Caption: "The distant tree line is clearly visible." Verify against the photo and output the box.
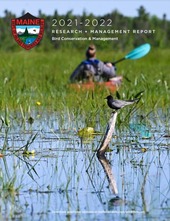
[0,6,170,51]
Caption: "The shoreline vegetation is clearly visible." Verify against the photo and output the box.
[0,48,169,114]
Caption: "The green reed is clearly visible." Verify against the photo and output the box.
[0,48,169,121]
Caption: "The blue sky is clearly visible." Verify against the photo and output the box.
[0,0,170,20]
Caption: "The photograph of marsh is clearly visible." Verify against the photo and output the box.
[0,1,170,221]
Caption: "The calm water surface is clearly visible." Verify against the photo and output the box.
[0,111,169,221]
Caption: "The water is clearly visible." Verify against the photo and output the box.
[25,37,37,44]
[0,111,169,221]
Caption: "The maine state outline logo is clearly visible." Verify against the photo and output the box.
[11,12,45,50]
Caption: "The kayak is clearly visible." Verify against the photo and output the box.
[70,76,123,92]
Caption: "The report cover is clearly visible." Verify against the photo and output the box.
[0,1,169,221]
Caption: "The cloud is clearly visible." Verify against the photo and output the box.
[16,27,40,34]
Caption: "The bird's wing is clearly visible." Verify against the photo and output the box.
[113,99,125,108]
[113,99,135,108]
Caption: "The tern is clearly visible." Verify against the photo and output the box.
[105,95,139,110]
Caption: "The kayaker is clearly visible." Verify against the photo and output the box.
[70,44,118,83]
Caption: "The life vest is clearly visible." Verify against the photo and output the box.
[82,59,102,82]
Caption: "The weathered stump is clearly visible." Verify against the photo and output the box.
[97,111,118,157]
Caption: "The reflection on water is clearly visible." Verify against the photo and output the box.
[0,111,169,221]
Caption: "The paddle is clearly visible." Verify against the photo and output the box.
[112,43,151,65]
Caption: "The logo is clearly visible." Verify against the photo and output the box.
[11,12,44,50]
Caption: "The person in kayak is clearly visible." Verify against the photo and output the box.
[70,44,119,83]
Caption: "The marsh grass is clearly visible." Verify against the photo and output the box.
[0,157,23,196]
[0,48,169,151]
[0,48,169,166]
[0,48,169,113]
